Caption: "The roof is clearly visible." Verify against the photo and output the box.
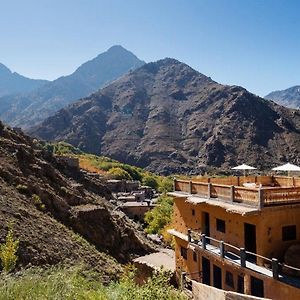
[169,192,260,216]
[121,201,155,207]
[133,248,175,272]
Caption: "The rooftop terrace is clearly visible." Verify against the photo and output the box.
[173,175,300,209]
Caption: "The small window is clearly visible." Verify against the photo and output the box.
[216,218,226,233]
[180,246,187,259]
[225,271,234,288]
[193,251,197,262]
[192,209,195,216]
[282,225,296,241]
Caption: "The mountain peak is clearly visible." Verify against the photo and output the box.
[107,45,128,52]
[0,63,12,75]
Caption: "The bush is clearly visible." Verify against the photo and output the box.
[32,194,45,211]
[16,184,28,194]
[0,224,19,273]
[142,174,158,189]
[121,165,142,181]
[158,177,173,193]
[108,167,132,180]
[0,265,187,300]
[144,195,174,234]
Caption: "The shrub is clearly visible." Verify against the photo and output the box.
[0,265,187,300]
[144,195,174,235]
[32,194,45,211]
[142,174,158,189]
[0,224,19,273]
[108,167,132,180]
[158,176,173,193]
[16,184,28,194]
[121,165,142,181]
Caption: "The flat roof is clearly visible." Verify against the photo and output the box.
[133,248,175,272]
[169,192,260,216]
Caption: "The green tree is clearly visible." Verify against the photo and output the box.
[108,167,132,180]
[142,174,158,189]
[158,176,173,193]
[144,195,173,234]
[0,224,19,273]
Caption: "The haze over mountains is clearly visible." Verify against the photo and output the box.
[31,58,300,174]
[0,63,48,97]
[265,86,300,109]
[0,45,144,128]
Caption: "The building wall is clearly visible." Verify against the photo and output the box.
[175,236,300,300]
[173,197,300,261]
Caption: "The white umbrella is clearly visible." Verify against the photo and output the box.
[232,164,257,177]
[272,163,300,177]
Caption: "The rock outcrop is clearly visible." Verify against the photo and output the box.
[0,122,154,276]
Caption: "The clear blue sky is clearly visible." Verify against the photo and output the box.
[1,0,300,96]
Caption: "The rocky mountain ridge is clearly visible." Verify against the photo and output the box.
[0,45,145,128]
[31,58,300,174]
[0,63,47,97]
[265,86,300,109]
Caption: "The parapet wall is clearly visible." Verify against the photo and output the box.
[192,281,270,300]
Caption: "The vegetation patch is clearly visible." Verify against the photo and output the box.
[0,265,187,300]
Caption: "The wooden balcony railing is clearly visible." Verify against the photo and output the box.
[173,178,300,208]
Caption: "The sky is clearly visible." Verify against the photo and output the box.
[0,0,300,96]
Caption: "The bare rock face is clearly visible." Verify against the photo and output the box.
[70,205,152,262]
[0,122,155,274]
[31,59,300,175]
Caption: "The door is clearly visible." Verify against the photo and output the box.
[250,276,264,297]
[213,265,222,289]
[202,212,210,242]
[237,275,244,294]
[202,257,211,285]
[244,223,257,261]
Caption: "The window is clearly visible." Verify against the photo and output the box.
[225,271,234,288]
[216,218,226,233]
[282,225,296,241]
[193,251,197,262]
[192,209,195,216]
[180,246,187,259]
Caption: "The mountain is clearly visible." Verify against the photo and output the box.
[0,45,145,128]
[0,121,153,274]
[0,63,47,97]
[30,58,300,175]
[265,86,300,109]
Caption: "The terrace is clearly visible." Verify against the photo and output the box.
[172,175,300,209]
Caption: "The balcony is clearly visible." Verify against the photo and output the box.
[172,176,300,208]
[169,228,300,289]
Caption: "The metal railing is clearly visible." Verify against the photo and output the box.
[187,229,300,281]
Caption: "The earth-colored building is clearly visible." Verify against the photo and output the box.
[169,175,300,300]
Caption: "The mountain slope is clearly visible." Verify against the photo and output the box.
[30,58,300,174]
[0,121,154,274]
[0,63,47,97]
[0,46,144,128]
[265,86,300,109]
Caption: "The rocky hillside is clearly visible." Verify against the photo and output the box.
[30,58,300,175]
[0,63,47,97]
[0,46,144,128]
[0,122,154,276]
[265,86,300,109]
